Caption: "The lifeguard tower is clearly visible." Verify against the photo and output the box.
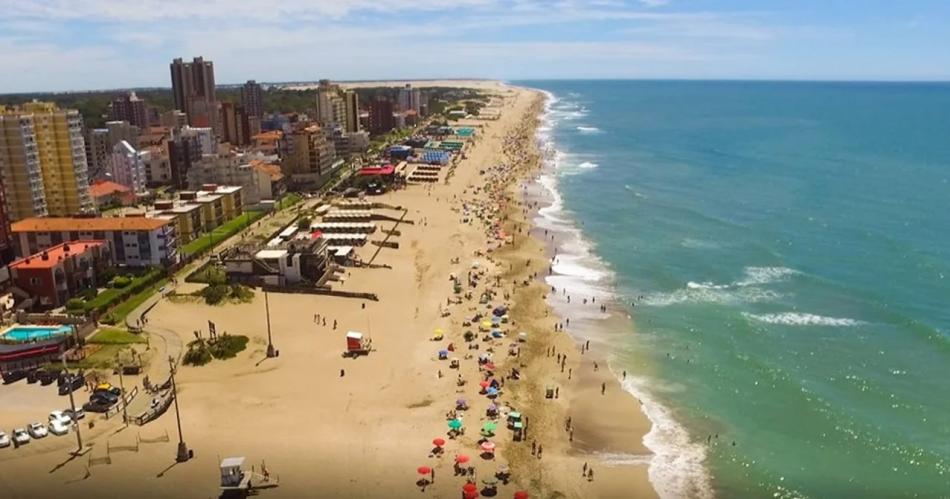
[220,456,279,495]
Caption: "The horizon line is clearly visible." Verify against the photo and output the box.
[3,77,950,96]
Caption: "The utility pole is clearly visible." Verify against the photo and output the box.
[60,355,83,454]
[264,290,277,358]
[115,356,128,425]
[168,356,190,462]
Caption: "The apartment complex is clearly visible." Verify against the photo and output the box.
[8,240,112,309]
[283,124,338,185]
[369,97,395,135]
[11,216,179,267]
[109,140,149,194]
[149,185,243,243]
[344,90,361,133]
[241,80,264,118]
[0,102,95,221]
[110,91,148,128]
[170,56,219,131]
[221,101,261,147]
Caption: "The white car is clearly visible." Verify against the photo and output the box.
[0,431,10,448]
[12,428,30,445]
[27,422,48,439]
[49,410,71,425]
[49,420,70,436]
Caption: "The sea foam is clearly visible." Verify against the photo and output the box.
[743,312,864,327]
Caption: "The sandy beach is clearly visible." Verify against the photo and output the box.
[0,82,657,499]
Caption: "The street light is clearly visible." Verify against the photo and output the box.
[168,356,190,462]
[60,354,83,454]
[115,355,128,425]
[264,290,277,358]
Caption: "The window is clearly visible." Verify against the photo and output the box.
[30,277,42,285]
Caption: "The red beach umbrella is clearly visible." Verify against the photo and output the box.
[464,491,480,499]
[479,380,491,388]
[417,466,432,475]
[514,491,529,499]
[432,438,446,447]
[463,482,478,493]
[480,441,496,452]
[456,454,471,464]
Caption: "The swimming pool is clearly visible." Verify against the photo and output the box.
[1,325,73,342]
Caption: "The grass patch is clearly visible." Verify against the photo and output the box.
[276,193,303,210]
[182,210,264,257]
[83,267,164,316]
[68,344,132,369]
[185,262,227,284]
[183,335,249,366]
[88,327,147,345]
[101,278,169,325]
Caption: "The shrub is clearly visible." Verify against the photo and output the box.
[66,298,86,312]
[110,276,132,288]
[77,288,98,301]
[200,284,231,305]
[183,339,212,366]
[297,217,312,230]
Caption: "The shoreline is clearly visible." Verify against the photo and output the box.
[490,89,659,498]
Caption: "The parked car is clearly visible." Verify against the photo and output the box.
[12,428,30,446]
[63,408,85,421]
[91,392,118,406]
[2,370,28,384]
[36,369,61,386]
[93,383,121,397]
[49,420,70,436]
[0,431,10,448]
[49,411,71,426]
[27,422,48,439]
[58,374,83,396]
[82,401,112,413]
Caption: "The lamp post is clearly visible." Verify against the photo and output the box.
[115,355,128,425]
[264,290,277,358]
[60,355,83,454]
[168,356,190,462]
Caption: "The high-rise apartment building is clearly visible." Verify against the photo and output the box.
[241,80,264,118]
[344,91,360,134]
[85,120,140,179]
[0,187,13,263]
[283,124,337,185]
[109,140,149,194]
[221,102,259,147]
[398,84,423,113]
[110,91,148,128]
[170,56,218,130]
[315,80,347,127]
[368,97,395,135]
[0,102,95,221]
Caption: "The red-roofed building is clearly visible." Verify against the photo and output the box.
[8,241,112,309]
[89,179,136,208]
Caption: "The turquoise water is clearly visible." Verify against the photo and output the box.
[518,80,950,498]
[3,325,72,342]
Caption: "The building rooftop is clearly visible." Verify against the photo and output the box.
[89,180,132,199]
[12,216,172,233]
[9,240,107,270]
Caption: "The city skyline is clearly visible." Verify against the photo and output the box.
[2,0,950,93]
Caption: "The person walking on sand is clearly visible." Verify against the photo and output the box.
[601,382,606,395]
[623,370,627,381]
[430,468,435,483]
[583,462,588,475]
[568,368,573,379]
[588,468,594,481]
[531,440,537,456]
[537,444,543,459]
[594,362,599,371]
[333,319,337,330]
[340,369,345,377]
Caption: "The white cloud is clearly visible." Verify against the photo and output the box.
[639,0,670,7]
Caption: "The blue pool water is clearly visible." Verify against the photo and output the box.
[2,326,73,342]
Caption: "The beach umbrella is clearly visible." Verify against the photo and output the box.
[480,441,496,453]
[439,349,449,356]
[482,477,499,486]
[514,491,529,499]
[464,491,480,499]
[486,387,499,397]
[463,482,478,493]
[417,466,432,475]
[479,380,491,388]
[448,419,463,430]
[457,398,467,405]
[432,438,446,447]
[456,454,471,464]
[481,320,492,328]
[482,421,497,433]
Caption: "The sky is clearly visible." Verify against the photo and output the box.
[1,0,949,93]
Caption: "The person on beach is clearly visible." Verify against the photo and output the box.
[531,440,537,455]
[601,382,606,395]
[623,370,627,381]
[594,362,598,371]
[588,468,594,481]
[583,462,588,475]
[568,368,573,379]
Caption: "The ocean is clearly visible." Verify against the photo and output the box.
[515,80,950,498]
